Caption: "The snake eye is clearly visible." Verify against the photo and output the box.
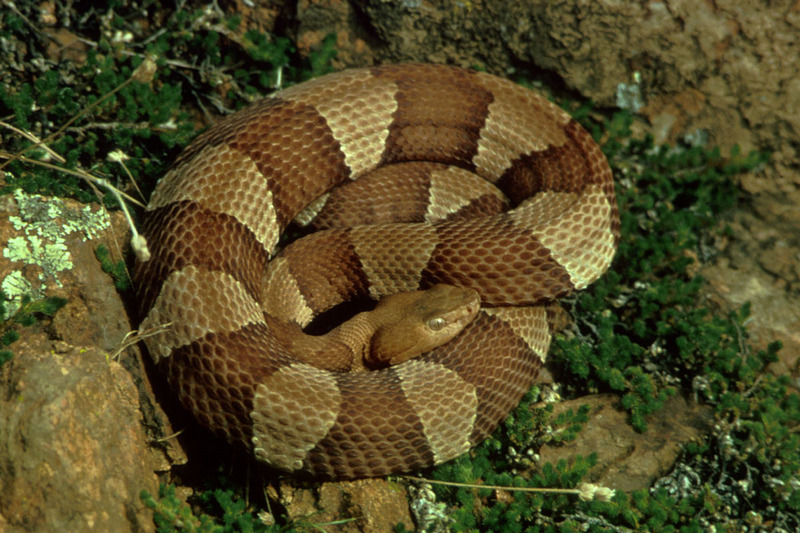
[427,317,447,331]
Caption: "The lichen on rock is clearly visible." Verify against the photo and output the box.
[1,188,110,315]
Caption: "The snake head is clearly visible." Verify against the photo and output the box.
[366,284,481,369]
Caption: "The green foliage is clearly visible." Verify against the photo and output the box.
[431,450,598,532]
[141,485,222,533]
[551,110,770,431]
[547,404,591,444]
[241,29,293,67]
[301,33,339,80]
[688,339,800,523]
[1,48,194,202]
[426,387,595,531]
[592,487,710,531]
[95,244,131,291]
[142,482,357,533]
[194,488,275,533]
[0,3,336,203]
[0,292,67,366]
[235,30,293,95]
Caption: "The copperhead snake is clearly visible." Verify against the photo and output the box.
[134,63,620,479]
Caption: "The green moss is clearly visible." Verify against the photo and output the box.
[0,291,66,367]
[140,484,224,533]
[301,33,339,80]
[142,482,343,533]
[95,244,131,291]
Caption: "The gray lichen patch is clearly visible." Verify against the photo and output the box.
[9,188,111,241]
[1,189,111,317]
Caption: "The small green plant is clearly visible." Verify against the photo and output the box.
[141,483,316,533]
[141,484,222,533]
[0,292,67,366]
[95,244,131,291]
[425,385,597,531]
[300,33,339,80]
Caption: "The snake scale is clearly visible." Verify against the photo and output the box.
[134,63,620,480]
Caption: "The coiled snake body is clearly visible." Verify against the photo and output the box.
[134,64,620,479]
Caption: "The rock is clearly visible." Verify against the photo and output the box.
[273,478,414,532]
[0,334,160,532]
[0,191,170,532]
[702,253,800,389]
[538,393,714,492]
[295,0,375,67]
[0,190,130,351]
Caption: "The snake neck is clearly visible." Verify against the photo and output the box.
[270,284,482,373]
[273,312,379,372]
